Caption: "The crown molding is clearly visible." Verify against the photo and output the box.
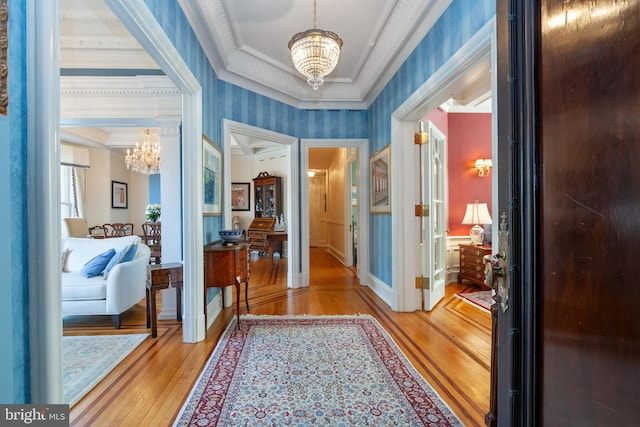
[180,0,445,109]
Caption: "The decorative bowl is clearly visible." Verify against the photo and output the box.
[219,229,243,244]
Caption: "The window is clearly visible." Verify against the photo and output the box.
[60,165,78,218]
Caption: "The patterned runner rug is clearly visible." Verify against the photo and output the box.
[63,334,148,406]
[174,315,462,426]
[455,291,493,312]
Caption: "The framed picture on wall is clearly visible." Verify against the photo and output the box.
[231,182,250,211]
[369,144,391,214]
[203,135,222,216]
[111,181,128,209]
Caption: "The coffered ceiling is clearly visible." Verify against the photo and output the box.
[59,0,491,152]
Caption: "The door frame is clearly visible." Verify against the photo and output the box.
[391,18,497,312]
[29,0,204,403]
[223,119,298,289]
[300,139,369,287]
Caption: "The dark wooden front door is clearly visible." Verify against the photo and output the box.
[497,0,640,425]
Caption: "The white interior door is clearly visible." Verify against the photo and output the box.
[422,120,447,310]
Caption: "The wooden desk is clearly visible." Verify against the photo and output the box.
[266,231,287,259]
[146,262,183,338]
[204,242,250,328]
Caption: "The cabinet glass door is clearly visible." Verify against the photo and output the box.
[255,184,264,217]
[264,183,276,217]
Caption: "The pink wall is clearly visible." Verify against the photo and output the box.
[447,113,492,235]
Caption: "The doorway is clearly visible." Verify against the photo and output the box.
[301,139,369,288]
[222,119,298,289]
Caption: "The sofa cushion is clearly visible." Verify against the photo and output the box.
[81,248,115,278]
[61,248,71,272]
[64,236,141,272]
[103,242,138,278]
[61,272,107,300]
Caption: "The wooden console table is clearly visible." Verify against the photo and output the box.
[266,231,287,259]
[204,241,250,327]
[146,262,183,338]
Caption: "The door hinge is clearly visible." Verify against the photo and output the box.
[414,132,429,145]
[415,204,429,217]
[415,276,429,289]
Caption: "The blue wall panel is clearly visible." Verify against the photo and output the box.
[2,0,29,403]
[367,0,495,285]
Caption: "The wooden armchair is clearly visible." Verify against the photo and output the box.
[104,223,134,238]
[142,222,162,264]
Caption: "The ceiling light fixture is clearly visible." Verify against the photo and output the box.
[125,128,161,175]
[288,0,343,90]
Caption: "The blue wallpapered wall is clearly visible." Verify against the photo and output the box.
[1,0,29,403]
[367,0,495,284]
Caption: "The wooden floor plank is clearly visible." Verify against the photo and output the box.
[65,247,490,426]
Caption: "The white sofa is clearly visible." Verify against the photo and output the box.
[62,236,150,328]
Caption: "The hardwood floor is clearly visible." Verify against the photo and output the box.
[64,248,491,426]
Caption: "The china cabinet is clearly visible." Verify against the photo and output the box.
[253,172,282,218]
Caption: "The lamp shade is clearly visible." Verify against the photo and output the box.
[461,201,492,245]
[461,201,492,225]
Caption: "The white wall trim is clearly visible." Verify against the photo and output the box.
[367,273,397,309]
[223,119,298,288]
[28,0,63,404]
[105,0,204,343]
[391,18,496,312]
[301,139,369,288]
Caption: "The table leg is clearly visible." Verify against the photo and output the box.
[150,288,158,338]
[176,283,182,321]
[145,286,151,328]
[235,279,241,329]
[245,281,250,312]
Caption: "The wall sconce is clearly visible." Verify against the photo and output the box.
[308,170,316,178]
[475,159,492,177]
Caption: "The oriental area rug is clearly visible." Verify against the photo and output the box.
[62,333,148,406]
[455,290,493,313]
[174,315,462,426]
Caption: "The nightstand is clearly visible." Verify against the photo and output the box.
[458,244,492,288]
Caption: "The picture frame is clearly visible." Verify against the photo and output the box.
[0,0,7,115]
[203,135,222,216]
[111,181,128,209]
[231,182,251,211]
[369,144,391,214]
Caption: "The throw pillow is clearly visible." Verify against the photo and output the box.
[61,248,71,272]
[80,248,116,278]
[103,242,139,278]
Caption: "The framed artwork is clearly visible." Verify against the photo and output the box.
[231,182,251,211]
[369,144,391,214]
[111,181,128,209]
[203,135,222,216]
[0,0,7,115]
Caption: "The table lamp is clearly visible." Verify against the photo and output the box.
[461,200,492,245]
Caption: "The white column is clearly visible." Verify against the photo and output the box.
[157,118,183,320]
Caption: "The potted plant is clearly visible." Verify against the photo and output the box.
[145,204,161,223]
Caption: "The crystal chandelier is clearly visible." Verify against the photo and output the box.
[125,128,161,175]
[288,0,343,90]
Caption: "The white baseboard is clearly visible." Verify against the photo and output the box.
[205,291,224,329]
[366,273,397,311]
